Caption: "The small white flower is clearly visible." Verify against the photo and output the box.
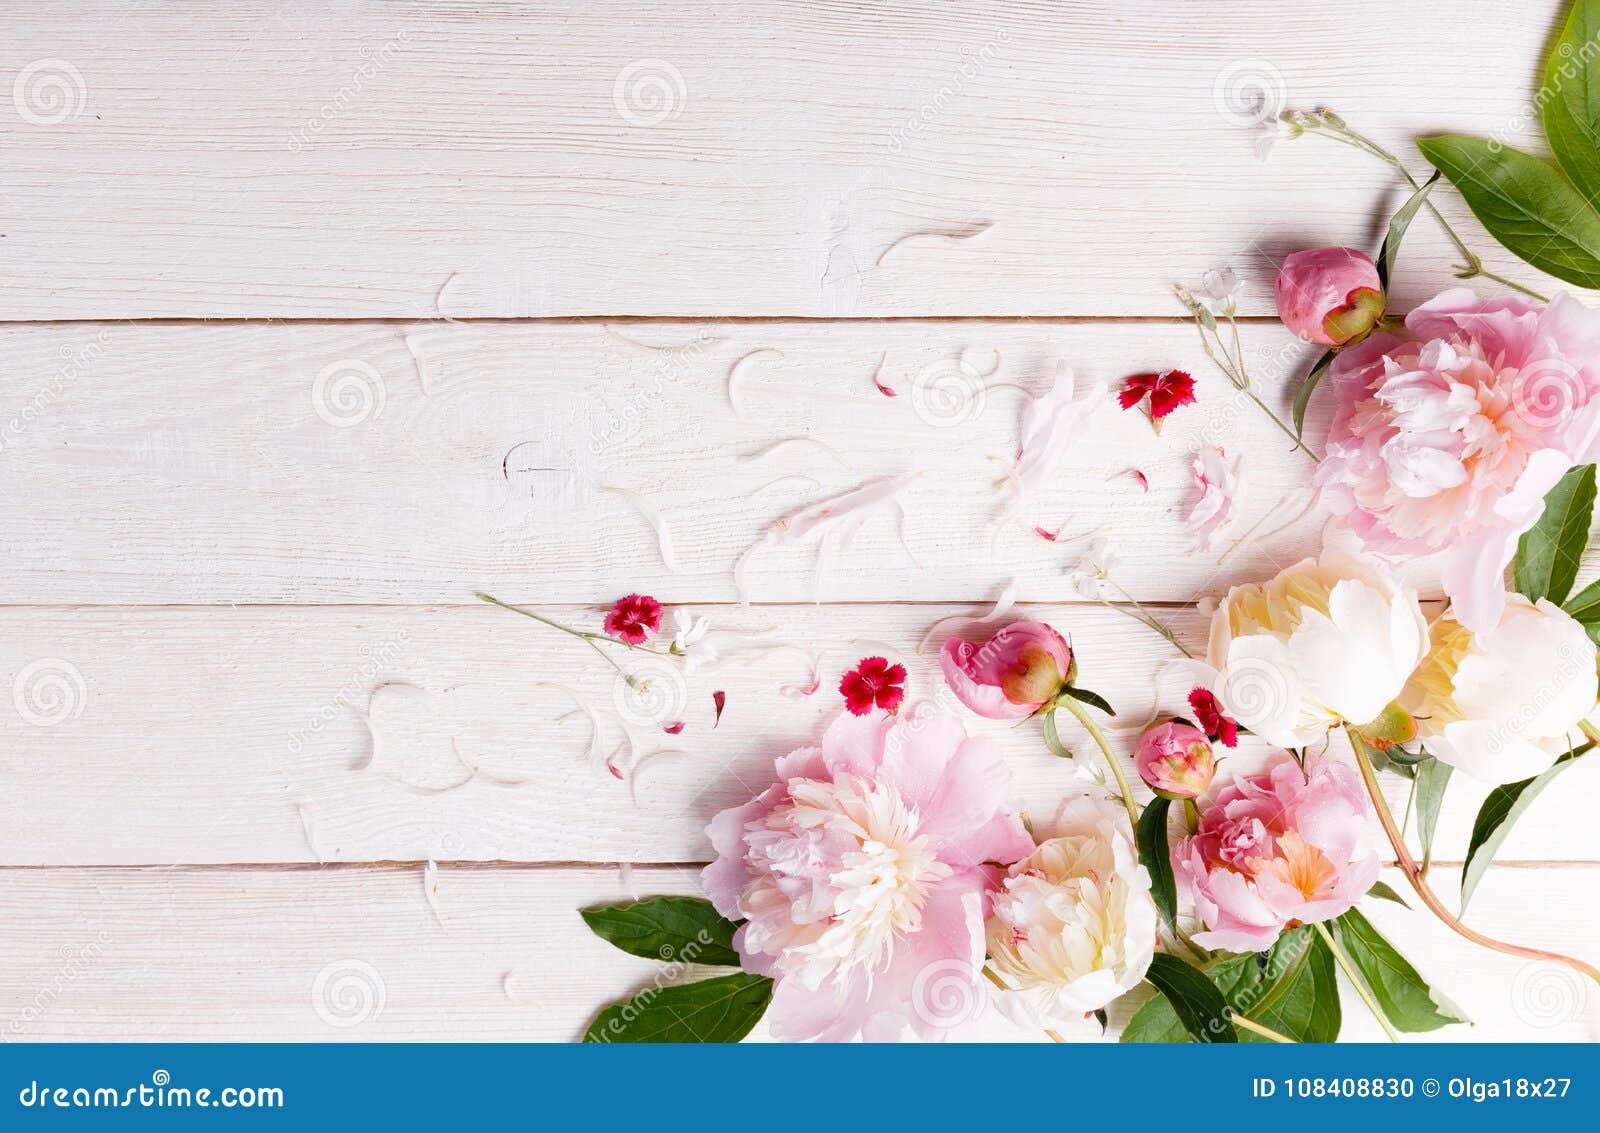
[1200,267,1243,316]
[1066,536,1119,600]
[1251,118,1287,162]
[671,608,718,671]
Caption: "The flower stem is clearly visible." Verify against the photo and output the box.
[1299,118,1548,302]
[1314,921,1400,1043]
[1229,1012,1297,1044]
[1055,693,1140,829]
[1104,583,1194,658]
[1348,727,1600,986]
[477,592,634,681]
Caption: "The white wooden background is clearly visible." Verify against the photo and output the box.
[2,0,1597,1042]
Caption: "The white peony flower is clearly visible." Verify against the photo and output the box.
[1207,554,1428,749]
[985,795,1156,1031]
[1401,596,1599,785]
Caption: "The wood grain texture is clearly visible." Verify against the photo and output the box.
[1,863,1595,1042]
[4,603,1596,866]
[0,317,1502,605]
[0,1,1580,318]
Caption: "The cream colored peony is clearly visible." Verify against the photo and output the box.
[1402,596,1599,785]
[1207,554,1428,749]
[984,796,1156,1031]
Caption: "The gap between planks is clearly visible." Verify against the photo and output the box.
[0,314,1278,328]
[0,860,1585,873]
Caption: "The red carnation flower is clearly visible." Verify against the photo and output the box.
[603,593,662,645]
[839,656,907,717]
[1188,687,1239,748]
[1118,369,1196,423]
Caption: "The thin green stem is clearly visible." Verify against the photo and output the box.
[1192,311,1320,463]
[1300,119,1548,302]
[1348,727,1600,986]
[478,592,634,680]
[1102,583,1193,658]
[1314,921,1400,1043]
[1230,1013,1297,1044]
[1055,694,1139,829]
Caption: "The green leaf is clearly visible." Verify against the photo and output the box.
[1561,576,1600,643]
[1366,881,1410,908]
[1514,464,1596,605]
[1059,684,1115,716]
[1292,348,1337,441]
[583,973,772,1043]
[1461,745,1591,911]
[1333,910,1467,1032]
[1122,930,1339,1044]
[580,896,742,967]
[1416,135,1600,288]
[1377,170,1441,289]
[1042,707,1073,759]
[1140,953,1237,1043]
[1136,797,1177,932]
[1414,757,1453,872]
[1544,0,1600,206]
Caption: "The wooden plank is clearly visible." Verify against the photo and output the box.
[0,317,1440,604]
[1,862,1594,1041]
[0,1,1577,318]
[3,602,1595,866]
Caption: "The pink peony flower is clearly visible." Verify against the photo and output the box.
[1317,289,1600,630]
[1135,721,1216,799]
[939,620,1073,720]
[1274,247,1385,347]
[603,593,662,644]
[702,706,1035,1042]
[1175,757,1380,952]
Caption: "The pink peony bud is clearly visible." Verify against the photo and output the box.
[1273,247,1384,347]
[938,620,1073,720]
[1134,721,1216,799]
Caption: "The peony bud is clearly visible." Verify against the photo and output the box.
[939,621,1073,720]
[1134,721,1216,799]
[1274,247,1384,347]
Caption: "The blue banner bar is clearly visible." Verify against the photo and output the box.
[1,1043,1595,1129]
